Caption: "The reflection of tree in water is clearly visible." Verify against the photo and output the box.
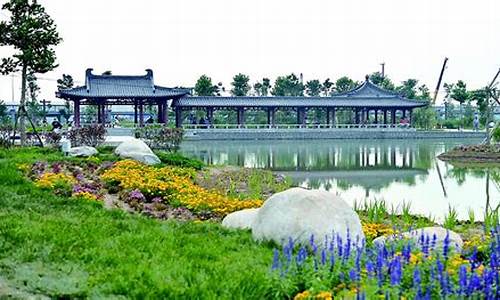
[445,166,500,186]
[181,139,483,191]
[336,180,352,191]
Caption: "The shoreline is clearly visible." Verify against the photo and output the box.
[183,128,487,140]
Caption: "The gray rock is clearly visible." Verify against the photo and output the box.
[114,138,160,165]
[252,187,364,248]
[373,226,463,253]
[68,146,98,157]
[222,208,259,230]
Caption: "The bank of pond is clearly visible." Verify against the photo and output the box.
[0,147,498,299]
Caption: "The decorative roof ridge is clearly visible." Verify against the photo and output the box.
[331,75,404,98]
[86,68,154,80]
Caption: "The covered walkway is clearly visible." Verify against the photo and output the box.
[172,76,427,128]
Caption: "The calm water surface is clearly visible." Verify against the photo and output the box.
[181,139,499,221]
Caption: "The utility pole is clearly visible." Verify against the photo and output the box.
[380,62,385,78]
[432,57,448,105]
[11,74,15,104]
[40,99,51,123]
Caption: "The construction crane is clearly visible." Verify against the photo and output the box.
[433,57,449,197]
[432,57,449,105]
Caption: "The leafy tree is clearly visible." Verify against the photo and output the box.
[26,73,43,122]
[397,79,419,99]
[416,84,431,100]
[321,79,334,96]
[0,100,9,124]
[471,88,491,125]
[57,73,74,121]
[305,80,322,96]
[445,80,471,129]
[412,107,437,130]
[335,76,357,93]
[253,78,271,96]
[0,0,62,145]
[271,74,304,96]
[230,73,251,96]
[57,74,74,91]
[447,81,470,105]
[194,75,219,96]
[369,72,395,90]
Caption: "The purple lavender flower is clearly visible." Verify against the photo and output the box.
[271,249,280,270]
[296,246,307,265]
[390,256,402,285]
[365,261,374,276]
[321,248,326,265]
[349,268,357,282]
[152,197,163,203]
[413,267,421,287]
[458,265,468,296]
[129,189,146,202]
[443,231,450,260]
[51,162,62,173]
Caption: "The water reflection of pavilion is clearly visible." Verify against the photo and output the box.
[181,139,433,191]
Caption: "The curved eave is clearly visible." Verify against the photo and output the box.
[56,86,190,100]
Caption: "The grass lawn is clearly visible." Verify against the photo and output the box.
[0,148,274,299]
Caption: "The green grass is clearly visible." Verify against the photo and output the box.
[0,148,274,299]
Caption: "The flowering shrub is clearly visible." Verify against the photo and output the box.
[68,124,106,147]
[101,160,262,217]
[35,172,76,196]
[362,223,396,241]
[30,160,106,201]
[72,191,99,201]
[271,228,499,299]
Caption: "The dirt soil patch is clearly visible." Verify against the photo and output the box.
[438,144,500,163]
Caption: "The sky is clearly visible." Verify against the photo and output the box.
[0,0,499,104]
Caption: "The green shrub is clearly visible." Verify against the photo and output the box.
[0,124,12,148]
[68,124,106,147]
[156,151,204,170]
[492,125,500,143]
[135,125,183,151]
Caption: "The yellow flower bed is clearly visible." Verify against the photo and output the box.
[101,160,262,216]
[72,191,100,201]
[362,222,395,240]
[35,172,76,189]
[294,291,332,300]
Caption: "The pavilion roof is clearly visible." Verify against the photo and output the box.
[56,69,190,100]
[173,76,427,108]
[173,96,426,108]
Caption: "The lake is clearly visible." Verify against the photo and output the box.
[180,139,499,221]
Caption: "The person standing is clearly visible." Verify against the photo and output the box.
[473,113,479,131]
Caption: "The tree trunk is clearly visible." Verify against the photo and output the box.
[485,97,491,144]
[20,63,27,146]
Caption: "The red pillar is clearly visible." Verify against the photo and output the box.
[139,100,144,127]
[74,99,80,127]
[134,100,138,125]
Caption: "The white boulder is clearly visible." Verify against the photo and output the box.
[114,138,160,165]
[68,146,98,157]
[373,226,463,253]
[222,208,259,230]
[252,187,364,247]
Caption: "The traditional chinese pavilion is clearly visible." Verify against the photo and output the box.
[56,69,190,127]
[57,70,427,128]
